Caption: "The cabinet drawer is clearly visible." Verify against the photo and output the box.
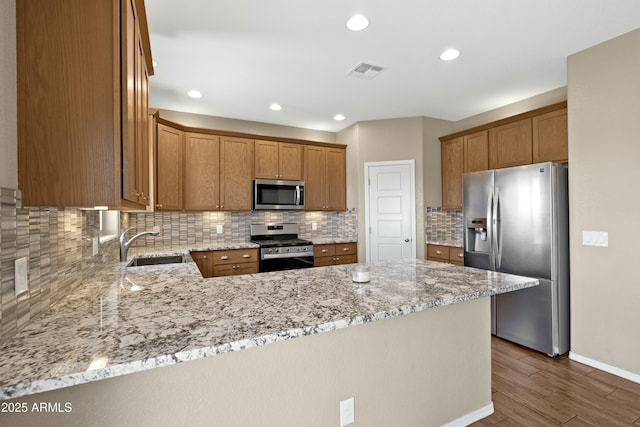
[314,256,336,267]
[335,242,357,255]
[334,255,357,265]
[212,248,259,265]
[213,263,258,277]
[427,245,450,262]
[450,248,464,265]
[314,244,336,257]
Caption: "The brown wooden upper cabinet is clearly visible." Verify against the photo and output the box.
[304,146,347,211]
[156,128,254,212]
[220,137,254,211]
[16,0,153,208]
[156,124,184,211]
[184,133,220,211]
[254,140,303,180]
[532,108,568,163]
[441,138,464,210]
[463,130,489,173]
[489,118,533,169]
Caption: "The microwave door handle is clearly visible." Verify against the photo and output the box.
[295,185,301,205]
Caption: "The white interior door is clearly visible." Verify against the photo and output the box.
[366,161,416,263]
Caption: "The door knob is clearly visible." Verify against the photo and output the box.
[404,238,410,242]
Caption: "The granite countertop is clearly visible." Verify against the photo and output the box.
[309,237,357,245]
[0,257,537,400]
[426,240,464,248]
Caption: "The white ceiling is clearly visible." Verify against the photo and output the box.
[146,0,640,133]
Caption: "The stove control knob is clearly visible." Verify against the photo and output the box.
[284,248,290,252]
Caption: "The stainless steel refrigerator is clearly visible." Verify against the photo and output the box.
[463,162,569,356]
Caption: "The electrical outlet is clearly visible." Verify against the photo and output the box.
[311,222,318,231]
[340,397,354,426]
[216,224,224,234]
[15,257,28,296]
[582,230,608,247]
[92,237,100,256]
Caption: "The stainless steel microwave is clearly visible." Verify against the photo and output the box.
[253,179,305,210]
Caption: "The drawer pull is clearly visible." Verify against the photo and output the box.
[343,248,349,251]
[458,253,463,258]
[436,250,442,255]
[220,256,229,260]
[321,249,328,253]
[242,254,251,258]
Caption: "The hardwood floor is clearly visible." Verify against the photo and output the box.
[471,337,640,426]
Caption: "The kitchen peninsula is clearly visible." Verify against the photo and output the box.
[0,255,537,427]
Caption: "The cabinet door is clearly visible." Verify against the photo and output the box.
[279,142,304,180]
[489,118,533,169]
[220,137,254,211]
[185,133,220,211]
[441,138,463,210]
[190,251,213,278]
[326,148,347,210]
[122,0,138,204]
[254,140,279,179]
[156,124,184,211]
[464,130,489,173]
[532,108,568,163]
[304,146,327,210]
[427,244,450,263]
[135,23,150,206]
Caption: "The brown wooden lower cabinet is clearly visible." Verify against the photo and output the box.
[190,248,258,278]
[314,242,357,266]
[426,244,464,266]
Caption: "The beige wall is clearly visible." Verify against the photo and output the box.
[337,117,453,261]
[0,0,17,189]
[2,299,491,427]
[451,86,567,133]
[159,109,336,144]
[567,28,640,375]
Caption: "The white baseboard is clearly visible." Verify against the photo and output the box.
[569,351,640,384]
[442,402,494,427]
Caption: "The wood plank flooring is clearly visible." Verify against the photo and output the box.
[471,337,640,426]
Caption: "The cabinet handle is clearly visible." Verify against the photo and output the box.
[436,250,442,255]
[220,205,224,209]
[321,249,328,253]
[220,256,229,260]
[342,247,349,251]
[242,254,251,258]
[458,253,463,258]
[203,256,207,259]
[156,204,163,208]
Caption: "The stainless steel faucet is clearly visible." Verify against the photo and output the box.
[120,227,160,262]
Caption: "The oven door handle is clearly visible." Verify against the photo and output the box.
[262,252,313,260]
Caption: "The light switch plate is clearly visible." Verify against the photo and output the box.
[311,222,318,231]
[340,397,354,426]
[216,224,223,234]
[582,230,608,247]
[15,257,28,296]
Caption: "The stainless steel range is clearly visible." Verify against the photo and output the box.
[250,223,314,272]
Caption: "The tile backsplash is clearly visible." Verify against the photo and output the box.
[0,187,116,344]
[122,209,358,250]
[425,207,463,245]
[0,187,357,344]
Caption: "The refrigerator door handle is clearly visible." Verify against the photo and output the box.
[495,188,503,270]
[487,188,495,270]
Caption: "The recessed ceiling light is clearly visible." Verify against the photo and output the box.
[187,90,203,98]
[269,103,282,111]
[440,48,461,61]
[334,114,346,121]
[346,15,369,31]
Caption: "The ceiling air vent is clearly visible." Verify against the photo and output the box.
[348,62,384,79]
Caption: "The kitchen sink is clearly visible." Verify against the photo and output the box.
[127,255,185,267]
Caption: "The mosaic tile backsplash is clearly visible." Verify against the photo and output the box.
[0,186,357,344]
[425,207,463,246]
[0,188,117,344]
[122,209,358,250]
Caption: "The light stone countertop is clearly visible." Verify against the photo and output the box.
[426,240,464,248]
[0,256,537,400]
